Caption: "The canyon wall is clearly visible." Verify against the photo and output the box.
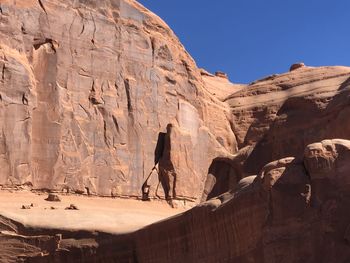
[2,139,350,262]
[1,1,350,262]
[225,65,350,177]
[0,0,236,201]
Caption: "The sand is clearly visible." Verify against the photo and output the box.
[0,191,187,234]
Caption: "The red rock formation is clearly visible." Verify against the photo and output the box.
[1,0,350,262]
[2,139,349,262]
[226,66,350,177]
[0,0,235,201]
[133,140,350,262]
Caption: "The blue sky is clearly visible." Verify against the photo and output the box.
[138,0,350,83]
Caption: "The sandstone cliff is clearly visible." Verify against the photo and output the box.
[0,0,235,201]
[226,66,350,177]
[2,139,350,262]
[1,0,350,262]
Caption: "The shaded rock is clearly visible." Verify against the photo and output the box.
[126,140,350,263]
[290,62,305,71]
[65,204,79,210]
[215,71,228,79]
[45,194,61,202]
[158,120,232,201]
[21,205,31,210]
[201,157,239,202]
[226,66,350,177]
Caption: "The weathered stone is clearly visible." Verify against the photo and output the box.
[289,62,305,71]
[45,193,61,202]
[0,0,235,202]
[214,71,228,79]
[1,0,350,262]
[226,66,350,177]
[65,204,78,210]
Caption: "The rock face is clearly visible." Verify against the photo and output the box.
[3,139,350,263]
[2,0,350,262]
[0,0,235,201]
[225,66,350,177]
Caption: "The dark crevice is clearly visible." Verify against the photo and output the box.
[21,24,27,34]
[154,132,166,166]
[79,103,91,118]
[114,82,119,91]
[22,94,28,105]
[19,117,31,122]
[1,64,5,80]
[89,96,102,105]
[158,124,176,201]
[89,80,102,105]
[79,23,85,36]
[103,120,110,148]
[90,12,97,47]
[37,0,47,14]
[150,37,156,65]
[124,79,132,113]
[339,76,350,90]
[112,115,120,133]
[33,38,56,53]
[165,76,176,85]
[201,158,239,201]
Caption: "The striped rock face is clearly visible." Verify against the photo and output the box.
[0,0,236,201]
[2,1,350,263]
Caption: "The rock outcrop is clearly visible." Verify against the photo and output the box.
[2,0,350,262]
[3,139,350,263]
[225,66,350,177]
[0,0,236,201]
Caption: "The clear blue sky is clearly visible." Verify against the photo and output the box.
[138,0,350,84]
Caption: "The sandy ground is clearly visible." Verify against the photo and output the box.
[0,191,188,234]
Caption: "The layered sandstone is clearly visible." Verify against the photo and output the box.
[2,139,350,262]
[0,0,235,201]
[2,0,350,262]
[225,66,350,177]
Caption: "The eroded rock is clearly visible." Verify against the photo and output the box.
[289,62,305,71]
[226,66,350,177]
[0,0,235,202]
[45,193,61,202]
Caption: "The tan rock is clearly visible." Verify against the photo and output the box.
[214,71,228,79]
[0,0,235,202]
[226,66,350,176]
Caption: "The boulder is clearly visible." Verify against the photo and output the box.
[45,193,61,202]
[289,62,305,71]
